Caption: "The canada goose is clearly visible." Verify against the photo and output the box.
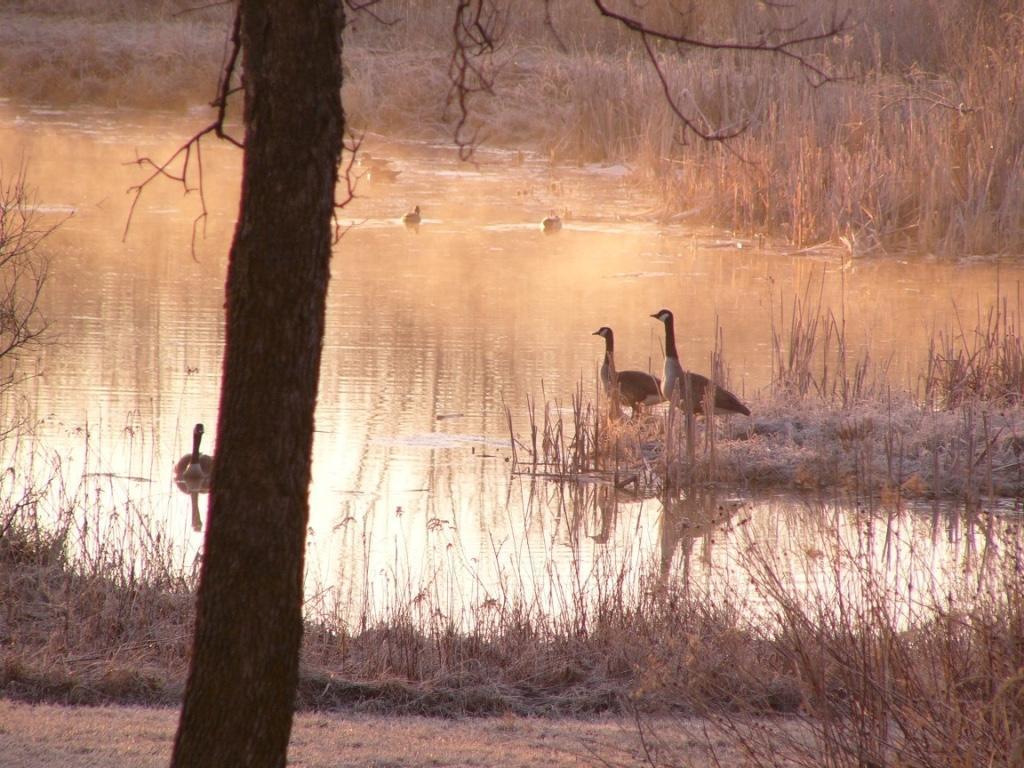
[593,326,663,417]
[402,205,421,226]
[650,309,750,416]
[542,213,562,233]
[173,423,213,532]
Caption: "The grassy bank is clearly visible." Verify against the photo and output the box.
[2,477,1021,765]
[2,0,1021,256]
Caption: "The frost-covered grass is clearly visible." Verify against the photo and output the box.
[512,284,1024,501]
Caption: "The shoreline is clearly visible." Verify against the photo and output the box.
[2,2,1022,256]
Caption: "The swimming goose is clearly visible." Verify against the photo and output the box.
[650,309,750,416]
[402,205,421,226]
[593,326,663,417]
[542,213,562,233]
[173,423,213,532]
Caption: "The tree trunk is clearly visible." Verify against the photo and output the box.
[171,2,344,766]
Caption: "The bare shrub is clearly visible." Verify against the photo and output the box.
[688,511,1024,767]
[1,169,53,406]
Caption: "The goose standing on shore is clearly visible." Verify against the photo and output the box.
[173,423,214,532]
[650,309,750,416]
[593,326,663,418]
[542,213,562,233]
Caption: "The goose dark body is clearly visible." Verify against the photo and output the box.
[650,309,750,417]
[174,423,213,531]
[593,326,662,417]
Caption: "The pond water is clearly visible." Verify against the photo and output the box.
[1,102,1020,624]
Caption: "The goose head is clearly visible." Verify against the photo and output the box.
[650,308,674,324]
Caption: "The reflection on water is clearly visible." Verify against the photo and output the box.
[1,103,1022,624]
[325,479,1020,629]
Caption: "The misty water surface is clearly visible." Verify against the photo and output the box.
[1,102,1019,621]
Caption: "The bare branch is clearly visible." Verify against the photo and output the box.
[123,6,243,258]
[211,8,245,148]
[591,0,849,86]
[542,0,569,55]
[640,32,745,142]
[0,168,60,392]
[445,0,505,161]
[582,0,848,142]
[122,122,219,255]
[332,132,365,243]
[172,1,234,18]
[345,0,396,26]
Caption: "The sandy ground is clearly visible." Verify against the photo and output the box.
[0,700,751,767]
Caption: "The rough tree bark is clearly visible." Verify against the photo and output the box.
[170,2,344,767]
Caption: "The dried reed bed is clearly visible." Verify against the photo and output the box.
[3,0,1021,255]
[0,2,227,110]
[0,448,762,714]
[655,512,1024,767]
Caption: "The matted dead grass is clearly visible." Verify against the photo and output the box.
[0,699,781,768]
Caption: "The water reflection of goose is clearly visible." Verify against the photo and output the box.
[650,308,750,417]
[402,205,421,227]
[173,423,213,532]
[592,326,662,418]
[660,489,741,584]
[541,213,562,233]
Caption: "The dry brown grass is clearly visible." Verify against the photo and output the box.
[2,420,1021,767]
[3,699,759,768]
[664,517,1024,767]
[2,0,1021,255]
[0,1,227,109]
[3,477,1020,766]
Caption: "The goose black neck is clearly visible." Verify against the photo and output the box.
[192,431,203,462]
[663,316,679,359]
[603,331,614,354]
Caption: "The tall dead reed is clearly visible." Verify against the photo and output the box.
[923,282,1024,409]
[681,507,1024,767]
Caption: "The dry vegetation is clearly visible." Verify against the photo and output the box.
[2,3,1024,764]
[0,700,763,768]
[2,448,1021,765]
[3,290,1022,764]
[512,275,1024,502]
[1,0,1022,255]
